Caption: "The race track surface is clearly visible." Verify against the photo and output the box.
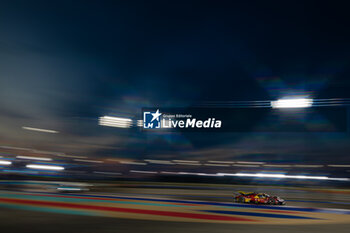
[0,183,349,233]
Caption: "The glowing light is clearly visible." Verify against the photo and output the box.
[137,120,143,127]
[271,98,313,108]
[22,127,59,133]
[57,187,83,191]
[217,172,349,181]
[158,171,348,181]
[26,164,64,171]
[99,116,132,128]
[0,160,12,165]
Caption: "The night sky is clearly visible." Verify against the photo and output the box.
[1,1,350,163]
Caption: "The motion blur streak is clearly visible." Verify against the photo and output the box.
[145,160,174,165]
[0,160,12,165]
[271,98,313,108]
[232,164,260,167]
[130,170,157,174]
[294,165,324,168]
[1,1,350,233]
[208,161,236,164]
[16,156,52,161]
[119,161,147,165]
[137,120,143,127]
[73,159,104,164]
[173,160,200,163]
[22,127,59,134]
[236,161,266,165]
[218,173,350,181]
[204,164,230,167]
[98,116,132,128]
[26,164,65,171]
[263,165,292,167]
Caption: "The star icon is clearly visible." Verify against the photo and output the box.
[151,109,162,122]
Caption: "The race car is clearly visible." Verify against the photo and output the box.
[234,191,286,205]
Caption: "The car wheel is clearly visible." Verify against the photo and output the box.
[238,197,245,203]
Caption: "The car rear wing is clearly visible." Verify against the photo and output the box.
[238,191,255,195]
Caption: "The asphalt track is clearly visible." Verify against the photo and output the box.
[0,184,349,233]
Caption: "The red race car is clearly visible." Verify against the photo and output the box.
[234,191,286,205]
